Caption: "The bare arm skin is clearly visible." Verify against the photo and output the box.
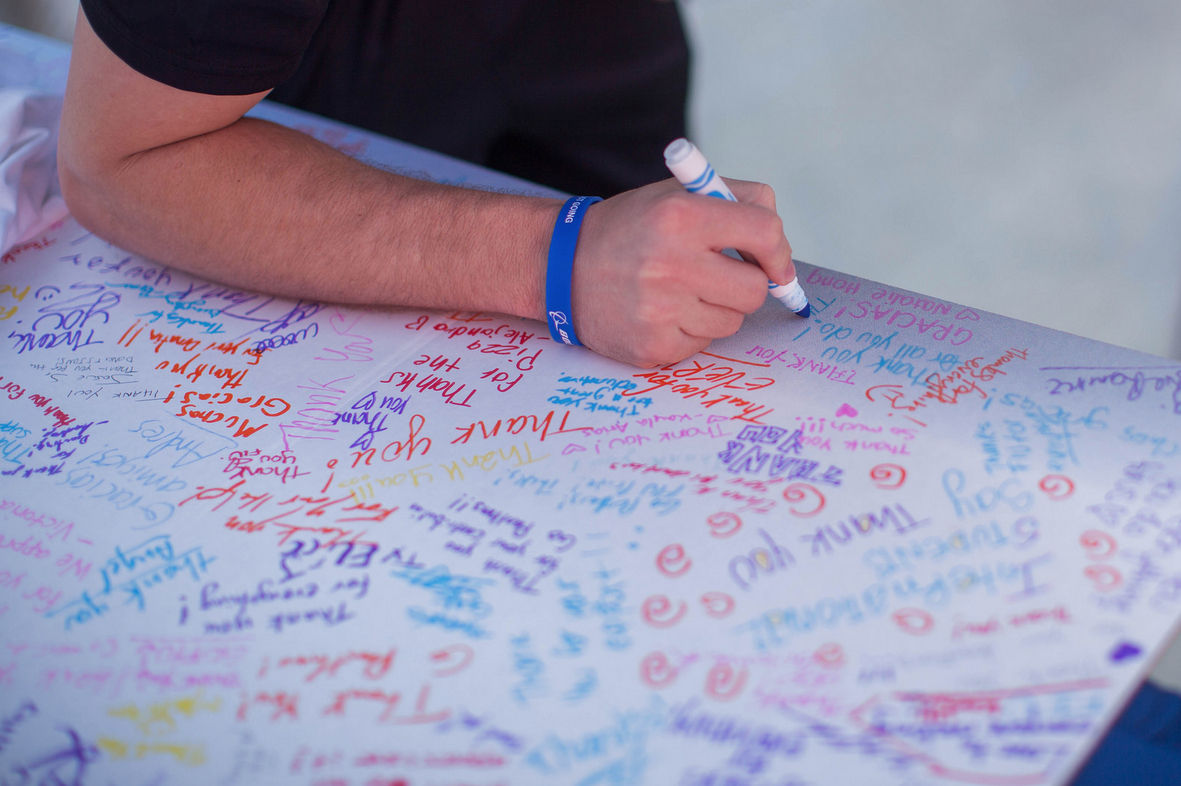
[58,8,796,368]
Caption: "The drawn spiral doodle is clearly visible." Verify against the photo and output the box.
[641,595,688,628]
[656,544,693,577]
[431,644,474,677]
[706,512,743,539]
[782,483,825,517]
[892,608,935,635]
[700,592,735,618]
[1038,474,1075,500]
[1080,530,1118,560]
[704,661,748,701]
[639,652,679,688]
[1084,564,1123,592]
[870,464,907,490]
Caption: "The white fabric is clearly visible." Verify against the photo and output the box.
[0,85,68,258]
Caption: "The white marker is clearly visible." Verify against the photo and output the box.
[663,138,810,318]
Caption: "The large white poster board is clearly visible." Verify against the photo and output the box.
[2,100,1181,786]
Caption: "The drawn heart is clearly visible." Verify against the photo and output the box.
[561,443,586,455]
[835,404,858,418]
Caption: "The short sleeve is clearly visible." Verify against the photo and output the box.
[79,0,330,96]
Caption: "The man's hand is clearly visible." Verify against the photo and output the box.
[571,178,795,367]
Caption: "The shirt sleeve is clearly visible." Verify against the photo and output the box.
[79,0,330,96]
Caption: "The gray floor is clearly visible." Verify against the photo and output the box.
[7,0,1181,685]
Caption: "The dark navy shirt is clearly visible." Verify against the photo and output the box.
[80,0,328,95]
[79,0,690,195]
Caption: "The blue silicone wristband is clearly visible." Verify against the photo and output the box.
[546,196,602,346]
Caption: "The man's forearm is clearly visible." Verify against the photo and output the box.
[61,6,796,368]
[61,115,559,319]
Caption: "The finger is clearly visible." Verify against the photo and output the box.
[736,246,797,289]
[678,332,713,358]
[634,332,712,369]
[724,178,777,214]
[680,301,747,340]
[680,250,769,314]
[780,252,798,288]
[683,196,793,285]
[712,182,797,285]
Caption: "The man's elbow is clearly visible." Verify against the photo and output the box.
[56,140,112,237]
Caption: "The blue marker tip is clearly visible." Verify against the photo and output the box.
[797,304,811,318]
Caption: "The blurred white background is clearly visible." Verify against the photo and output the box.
[680,0,1181,359]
